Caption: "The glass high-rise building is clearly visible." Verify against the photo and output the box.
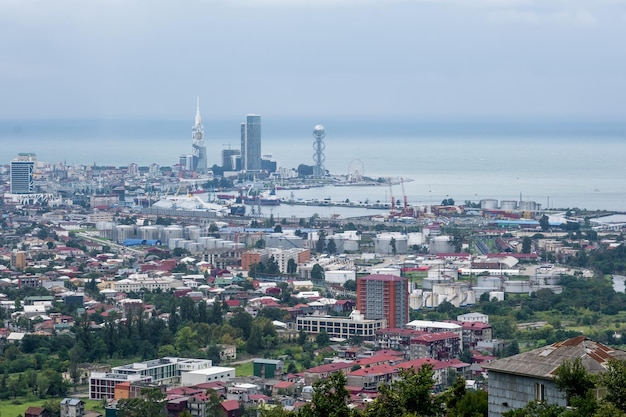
[10,153,36,194]
[241,114,262,171]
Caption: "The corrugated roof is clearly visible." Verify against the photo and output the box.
[486,337,626,379]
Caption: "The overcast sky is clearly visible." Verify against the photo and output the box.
[1,0,625,121]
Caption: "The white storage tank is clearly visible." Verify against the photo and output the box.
[500,200,518,211]
[162,225,184,241]
[422,276,452,290]
[96,221,115,231]
[168,238,185,249]
[198,236,216,249]
[185,225,201,241]
[429,236,454,254]
[374,233,408,254]
[114,225,135,242]
[480,199,498,209]
[477,276,502,289]
[518,201,538,211]
[139,226,161,240]
[489,291,505,301]
[185,242,204,253]
[503,280,531,293]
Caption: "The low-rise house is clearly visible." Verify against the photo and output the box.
[485,336,626,417]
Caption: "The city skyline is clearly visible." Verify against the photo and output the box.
[1,1,625,121]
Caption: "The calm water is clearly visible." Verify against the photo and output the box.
[1,119,625,212]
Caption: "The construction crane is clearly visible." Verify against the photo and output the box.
[399,177,415,217]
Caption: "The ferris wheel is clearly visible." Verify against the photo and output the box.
[348,159,365,183]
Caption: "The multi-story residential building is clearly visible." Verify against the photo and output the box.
[346,358,448,391]
[296,310,387,341]
[11,250,26,269]
[375,328,427,352]
[241,247,310,274]
[357,274,408,329]
[405,320,463,338]
[409,331,461,361]
[460,321,493,350]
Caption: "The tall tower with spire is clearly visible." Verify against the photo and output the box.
[191,97,208,175]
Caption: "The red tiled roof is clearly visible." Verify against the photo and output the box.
[305,362,353,374]
[221,399,240,411]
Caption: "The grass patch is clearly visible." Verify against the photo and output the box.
[0,397,104,417]
[236,362,254,377]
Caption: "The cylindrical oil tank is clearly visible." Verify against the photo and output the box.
[197,236,215,249]
[477,276,502,289]
[503,280,531,293]
[422,277,452,290]
[96,221,115,231]
[168,238,185,249]
[480,199,498,210]
[429,236,454,254]
[162,225,184,241]
[500,200,518,211]
[138,226,161,240]
[114,225,135,242]
[185,242,204,253]
[489,291,505,301]
[518,201,537,211]
[184,225,201,241]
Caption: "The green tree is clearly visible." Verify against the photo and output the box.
[600,359,626,412]
[316,230,326,253]
[316,330,330,347]
[311,264,324,281]
[502,401,566,417]
[539,215,550,231]
[390,237,397,256]
[118,387,167,417]
[42,399,61,417]
[299,372,351,417]
[365,364,444,417]
[327,238,337,255]
[554,358,596,406]
[246,324,263,354]
[344,280,356,292]
[522,237,532,254]
[287,258,298,275]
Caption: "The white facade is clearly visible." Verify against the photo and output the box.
[113,275,181,293]
[180,366,236,385]
[457,312,489,324]
[325,270,356,285]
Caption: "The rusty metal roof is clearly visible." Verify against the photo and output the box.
[485,337,626,379]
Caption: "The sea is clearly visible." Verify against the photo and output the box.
[1,118,625,216]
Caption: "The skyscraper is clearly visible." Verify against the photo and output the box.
[10,153,36,194]
[357,274,409,329]
[240,114,262,171]
[191,97,208,175]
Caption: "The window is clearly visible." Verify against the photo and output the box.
[535,383,545,401]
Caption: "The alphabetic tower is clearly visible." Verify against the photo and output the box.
[312,125,326,178]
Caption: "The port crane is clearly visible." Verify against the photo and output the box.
[399,177,415,217]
